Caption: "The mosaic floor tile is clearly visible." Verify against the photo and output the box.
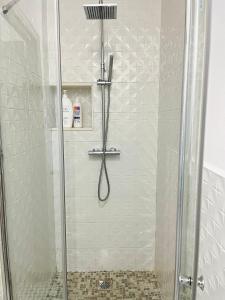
[47,274,63,299]
[47,271,161,300]
[67,271,161,300]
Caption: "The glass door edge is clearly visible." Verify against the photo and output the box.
[55,0,68,299]
[174,0,193,298]
[191,1,212,299]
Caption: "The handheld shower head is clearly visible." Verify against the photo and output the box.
[108,55,114,83]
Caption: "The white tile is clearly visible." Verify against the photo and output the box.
[58,0,162,274]
[198,168,225,300]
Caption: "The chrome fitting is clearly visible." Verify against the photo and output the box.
[179,275,193,288]
[97,79,112,86]
[2,6,8,14]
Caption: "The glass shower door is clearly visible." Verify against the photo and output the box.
[0,0,66,299]
[177,1,211,300]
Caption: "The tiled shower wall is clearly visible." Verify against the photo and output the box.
[155,0,185,299]
[197,167,225,300]
[58,0,161,272]
[0,1,57,298]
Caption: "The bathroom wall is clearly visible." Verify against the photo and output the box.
[197,1,225,299]
[204,1,225,176]
[197,168,225,299]
[0,0,59,298]
[155,0,185,299]
[59,0,161,272]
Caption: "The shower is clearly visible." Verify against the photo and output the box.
[84,1,118,201]
[0,0,212,298]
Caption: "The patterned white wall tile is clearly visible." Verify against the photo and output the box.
[57,0,161,272]
[197,167,225,300]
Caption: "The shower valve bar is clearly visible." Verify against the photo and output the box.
[97,79,112,86]
[88,148,120,156]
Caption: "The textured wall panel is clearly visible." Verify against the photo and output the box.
[197,167,225,300]
[57,0,161,272]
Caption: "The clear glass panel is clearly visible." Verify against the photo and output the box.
[59,0,182,299]
[156,0,186,299]
[179,1,211,299]
[0,0,66,299]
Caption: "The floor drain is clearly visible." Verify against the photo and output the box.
[99,280,111,290]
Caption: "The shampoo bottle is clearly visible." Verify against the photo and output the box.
[62,90,73,128]
[73,102,82,128]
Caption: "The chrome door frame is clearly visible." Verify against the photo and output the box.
[174,0,212,299]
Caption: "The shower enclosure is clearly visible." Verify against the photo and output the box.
[0,0,211,299]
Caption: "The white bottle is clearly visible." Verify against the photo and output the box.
[62,90,73,128]
[73,102,82,128]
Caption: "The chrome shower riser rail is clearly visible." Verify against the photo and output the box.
[83,2,116,201]
[2,0,20,14]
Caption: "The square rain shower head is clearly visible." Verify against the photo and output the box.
[83,3,117,20]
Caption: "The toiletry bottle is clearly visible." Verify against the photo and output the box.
[62,90,73,128]
[73,102,82,128]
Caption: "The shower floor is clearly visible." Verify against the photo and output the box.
[48,271,161,300]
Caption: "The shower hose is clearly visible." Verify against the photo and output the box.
[98,84,111,201]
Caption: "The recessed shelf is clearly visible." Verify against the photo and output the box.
[50,82,93,130]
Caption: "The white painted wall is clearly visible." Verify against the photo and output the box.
[204,0,225,176]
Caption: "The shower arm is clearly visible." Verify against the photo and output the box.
[108,54,114,83]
